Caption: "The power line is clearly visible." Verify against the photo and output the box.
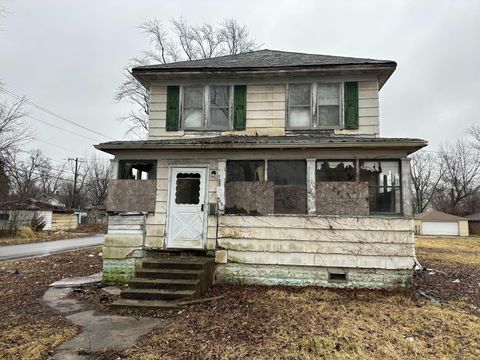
[24,113,102,142]
[0,85,117,141]
[32,137,85,156]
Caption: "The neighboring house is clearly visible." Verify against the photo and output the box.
[466,212,480,235]
[0,199,78,231]
[414,210,469,237]
[95,49,427,299]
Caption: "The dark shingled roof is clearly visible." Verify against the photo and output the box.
[466,212,480,221]
[132,49,396,72]
[0,199,74,213]
[415,210,467,221]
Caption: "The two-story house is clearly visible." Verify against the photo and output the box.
[96,50,427,306]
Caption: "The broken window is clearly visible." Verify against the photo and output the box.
[183,86,204,129]
[316,160,356,182]
[268,160,307,214]
[209,86,230,129]
[118,160,156,180]
[225,160,273,215]
[226,160,265,182]
[360,160,401,213]
[175,173,201,205]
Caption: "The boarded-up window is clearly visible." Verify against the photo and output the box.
[360,160,401,213]
[316,160,356,182]
[225,160,273,215]
[119,160,156,180]
[268,160,307,214]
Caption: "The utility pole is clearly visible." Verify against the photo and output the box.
[68,158,80,209]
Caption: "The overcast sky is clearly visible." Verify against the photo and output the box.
[1,0,479,162]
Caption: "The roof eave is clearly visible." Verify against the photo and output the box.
[95,139,427,156]
[132,63,396,89]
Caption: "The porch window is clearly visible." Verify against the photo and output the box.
[118,160,156,180]
[226,160,265,182]
[268,160,307,214]
[360,160,401,213]
[183,86,204,129]
[316,160,356,182]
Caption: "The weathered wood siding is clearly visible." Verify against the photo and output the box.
[148,81,379,138]
[0,210,53,230]
[50,213,76,230]
[215,215,414,288]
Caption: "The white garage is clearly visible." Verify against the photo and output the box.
[414,210,469,237]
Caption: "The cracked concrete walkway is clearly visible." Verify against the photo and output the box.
[43,281,163,359]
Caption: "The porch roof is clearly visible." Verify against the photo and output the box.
[95,135,427,155]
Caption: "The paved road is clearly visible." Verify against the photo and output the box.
[0,235,104,261]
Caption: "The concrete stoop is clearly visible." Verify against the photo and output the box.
[111,256,215,308]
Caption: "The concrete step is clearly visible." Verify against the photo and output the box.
[141,257,214,270]
[135,268,202,280]
[128,278,199,291]
[110,298,181,309]
[121,288,196,301]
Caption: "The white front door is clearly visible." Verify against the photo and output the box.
[166,167,208,249]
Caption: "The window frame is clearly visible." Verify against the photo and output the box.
[118,160,157,180]
[286,81,344,130]
[359,159,403,215]
[181,85,233,131]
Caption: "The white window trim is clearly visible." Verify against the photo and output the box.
[286,82,345,130]
[181,85,233,131]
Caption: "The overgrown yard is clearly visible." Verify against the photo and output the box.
[1,237,479,359]
[0,247,103,359]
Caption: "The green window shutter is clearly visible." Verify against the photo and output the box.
[344,82,359,130]
[166,86,180,131]
[233,85,247,131]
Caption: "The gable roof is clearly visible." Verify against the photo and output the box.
[466,212,480,221]
[133,49,396,71]
[132,49,397,89]
[415,210,467,221]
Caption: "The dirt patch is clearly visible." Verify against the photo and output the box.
[0,247,103,359]
[414,236,480,313]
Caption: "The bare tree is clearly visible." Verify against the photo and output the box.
[0,94,31,161]
[410,151,444,214]
[116,17,258,138]
[469,123,480,150]
[433,139,480,215]
[84,156,110,206]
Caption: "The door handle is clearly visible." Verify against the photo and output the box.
[201,204,204,212]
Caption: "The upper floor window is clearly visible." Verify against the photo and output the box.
[182,85,231,130]
[287,83,342,129]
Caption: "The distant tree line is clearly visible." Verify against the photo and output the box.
[411,124,480,216]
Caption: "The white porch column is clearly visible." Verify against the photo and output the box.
[109,159,119,180]
[217,159,226,214]
[401,158,413,217]
[306,158,316,215]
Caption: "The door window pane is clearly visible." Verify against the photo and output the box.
[317,83,340,127]
[268,160,307,214]
[317,160,356,182]
[175,173,201,205]
[289,84,311,128]
[183,86,203,129]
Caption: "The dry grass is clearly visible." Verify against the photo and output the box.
[416,236,480,265]
[0,230,97,246]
